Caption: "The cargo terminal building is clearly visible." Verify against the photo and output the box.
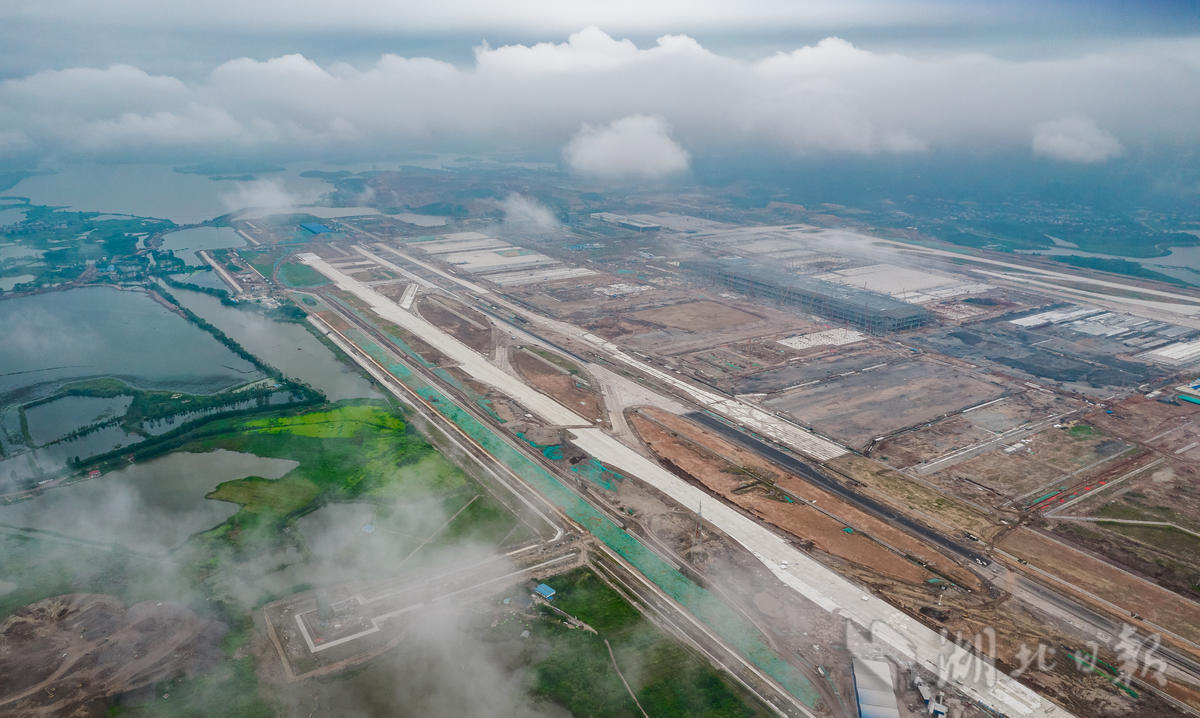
[684,259,932,333]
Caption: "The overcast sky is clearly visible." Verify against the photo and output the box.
[1,1,1197,176]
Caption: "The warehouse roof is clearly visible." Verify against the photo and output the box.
[685,258,930,321]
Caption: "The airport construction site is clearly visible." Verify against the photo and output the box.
[211,208,1200,718]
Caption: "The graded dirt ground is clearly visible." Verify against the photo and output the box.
[415,295,494,354]
[873,390,1077,469]
[871,415,996,468]
[825,454,999,537]
[1083,393,1200,457]
[629,407,982,590]
[510,348,604,424]
[997,528,1200,646]
[1072,459,1200,534]
[628,299,764,331]
[930,424,1132,502]
[626,410,1191,715]
[763,358,1008,449]
[1049,518,1200,600]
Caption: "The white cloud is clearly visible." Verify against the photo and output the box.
[1031,116,1124,163]
[220,179,322,216]
[495,193,559,232]
[0,29,1195,165]
[0,1,1000,35]
[563,115,690,178]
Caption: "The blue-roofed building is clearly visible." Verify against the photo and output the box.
[533,583,556,601]
[300,222,333,235]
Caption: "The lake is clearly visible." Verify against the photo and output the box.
[24,394,133,445]
[1016,244,1200,285]
[161,226,245,265]
[171,287,378,401]
[0,286,263,400]
[0,274,35,291]
[170,269,229,291]
[0,450,297,552]
[0,207,27,225]
[8,164,333,224]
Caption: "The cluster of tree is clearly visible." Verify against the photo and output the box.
[73,392,323,475]
[155,285,324,404]
[50,417,121,445]
[1049,255,1184,285]
[158,272,232,301]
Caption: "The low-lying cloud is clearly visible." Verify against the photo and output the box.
[219,178,322,217]
[0,28,1196,166]
[563,115,690,178]
[495,193,560,232]
[1031,116,1125,164]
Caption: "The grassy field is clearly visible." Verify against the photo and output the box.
[4,400,767,717]
[239,247,287,278]
[2,400,532,716]
[36,376,293,436]
[179,402,530,561]
[277,261,328,288]
[530,568,770,718]
[1068,422,1098,439]
[526,345,583,375]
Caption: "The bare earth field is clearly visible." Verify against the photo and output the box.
[929,425,1132,503]
[628,410,1190,715]
[872,415,996,468]
[1049,517,1200,602]
[1084,394,1200,455]
[628,299,764,331]
[997,528,1200,646]
[827,455,999,537]
[416,295,494,354]
[584,296,816,356]
[1072,459,1200,534]
[0,594,225,716]
[629,407,982,590]
[510,348,605,424]
[763,359,1008,449]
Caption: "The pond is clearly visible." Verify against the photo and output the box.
[23,394,134,445]
[160,226,245,265]
[0,449,297,553]
[171,287,378,401]
[0,274,35,291]
[0,286,263,399]
[169,269,230,291]
[1016,244,1200,285]
[0,245,44,261]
